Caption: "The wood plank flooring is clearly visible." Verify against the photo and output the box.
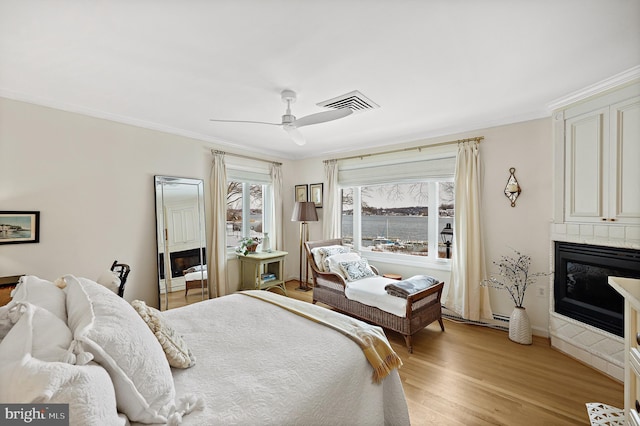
[166,281,624,425]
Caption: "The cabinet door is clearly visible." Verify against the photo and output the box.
[565,107,609,222]
[610,96,640,224]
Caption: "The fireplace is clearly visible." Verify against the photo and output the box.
[554,241,640,337]
[159,247,206,279]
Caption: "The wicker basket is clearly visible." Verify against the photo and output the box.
[509,306,532,345]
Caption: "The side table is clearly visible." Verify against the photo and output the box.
[238,250,288,295]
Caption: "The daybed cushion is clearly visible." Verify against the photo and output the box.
[184,270,207,282]
[345,276,408,317]
[64,275,176,424]
[132,300,196,369]
[11,275,67,321]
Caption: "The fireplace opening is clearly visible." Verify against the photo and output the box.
[554,241,640,337]
[159,247,206,279]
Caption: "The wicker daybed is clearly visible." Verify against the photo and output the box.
[305,239,445,353]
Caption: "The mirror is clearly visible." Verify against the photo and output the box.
[155,176,208,310]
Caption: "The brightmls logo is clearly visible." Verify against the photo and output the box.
[1,404,68,425]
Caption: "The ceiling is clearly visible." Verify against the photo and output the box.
[1,1,638,160]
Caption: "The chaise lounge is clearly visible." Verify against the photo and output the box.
[305,238,445,352]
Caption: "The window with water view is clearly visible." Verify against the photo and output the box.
[226,182,265,249]
[341,182,454,260]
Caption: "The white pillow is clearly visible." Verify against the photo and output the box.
[339,258,376,282]
[11,275,67,322]
[0,356,127,426]
[311,245,350,272]
[0,302,72,363]
[64,275,176,424]
[326,252,363,279]
[131,300,196,369]
[96,270,121,294]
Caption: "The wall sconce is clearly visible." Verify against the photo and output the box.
[440,223,453,259]
[504,167,521,207]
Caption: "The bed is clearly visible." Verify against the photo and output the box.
[305,239,445,353]
[0,275,410,426]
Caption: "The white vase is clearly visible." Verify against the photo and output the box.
[509,306,532,345]
[261,232,271,253]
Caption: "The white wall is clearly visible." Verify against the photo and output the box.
[284,118,553,335]
[0,97,288,306]
[1,97,552,334]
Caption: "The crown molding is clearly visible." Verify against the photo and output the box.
[547,65,640,111]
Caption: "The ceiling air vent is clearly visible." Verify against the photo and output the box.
[316,90,379,113]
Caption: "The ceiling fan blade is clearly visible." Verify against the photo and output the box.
[209,119,280,126]
[283,125,306,146]
[293,108,353,128]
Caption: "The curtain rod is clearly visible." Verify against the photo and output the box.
[324,136,484,163]
[211,149,282,166]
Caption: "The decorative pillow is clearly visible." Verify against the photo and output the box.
[0,305,13,342]
[131,300,196,369]
[0,356,127,426]
[96,270,121,294]
[10,275,67,322]
[0,302,73,363]
[64,275,176,424]
[326,253,363,279]
[312,245,350,272]
[339,258,376,282]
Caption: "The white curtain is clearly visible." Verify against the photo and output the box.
[444,141,493,321]
[209,152,228,297]
[269,163,284,250]
[323,159,341,239]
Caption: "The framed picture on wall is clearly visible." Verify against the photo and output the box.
[295,184,308,203]
[0,211,40,245]
[310,183,323,208]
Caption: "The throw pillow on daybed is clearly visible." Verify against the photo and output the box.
[64,275,176,424]
[339,258,376,282]
[132,300,196,369]
[311,245,351,272]
[11,275,67,322]
[325,252,364,279]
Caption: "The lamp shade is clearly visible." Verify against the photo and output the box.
[291,201,318,222]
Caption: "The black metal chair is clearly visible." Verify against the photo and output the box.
[110,260,130,298]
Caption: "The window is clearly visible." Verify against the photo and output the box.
[226,181,270,249]
[341,181,454,262]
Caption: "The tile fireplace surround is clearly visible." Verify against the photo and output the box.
[550,222,640,382]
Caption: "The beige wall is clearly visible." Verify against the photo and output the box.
[0,97,552,334]
[285,118,553,335]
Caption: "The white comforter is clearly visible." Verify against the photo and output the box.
[160,293,410,426]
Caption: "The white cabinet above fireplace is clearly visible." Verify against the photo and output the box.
[561,84,640,225]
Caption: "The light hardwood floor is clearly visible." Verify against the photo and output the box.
[168,281,624,425]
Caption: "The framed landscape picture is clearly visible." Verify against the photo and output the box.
[295,184,308,202]
[0,211,40,245]
[310,183,323,208]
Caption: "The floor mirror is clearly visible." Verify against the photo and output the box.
[154,176,208,310]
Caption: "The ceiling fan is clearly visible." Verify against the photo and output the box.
[209,90,353,146]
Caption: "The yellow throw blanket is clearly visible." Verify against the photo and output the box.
[240,290,402,383]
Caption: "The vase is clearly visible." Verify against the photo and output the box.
[262,232,271,253]
[509,306,532,345]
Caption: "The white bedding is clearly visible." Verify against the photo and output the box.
[345,276,408,317]
[183,270,207,282]
[158,293,410,426]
